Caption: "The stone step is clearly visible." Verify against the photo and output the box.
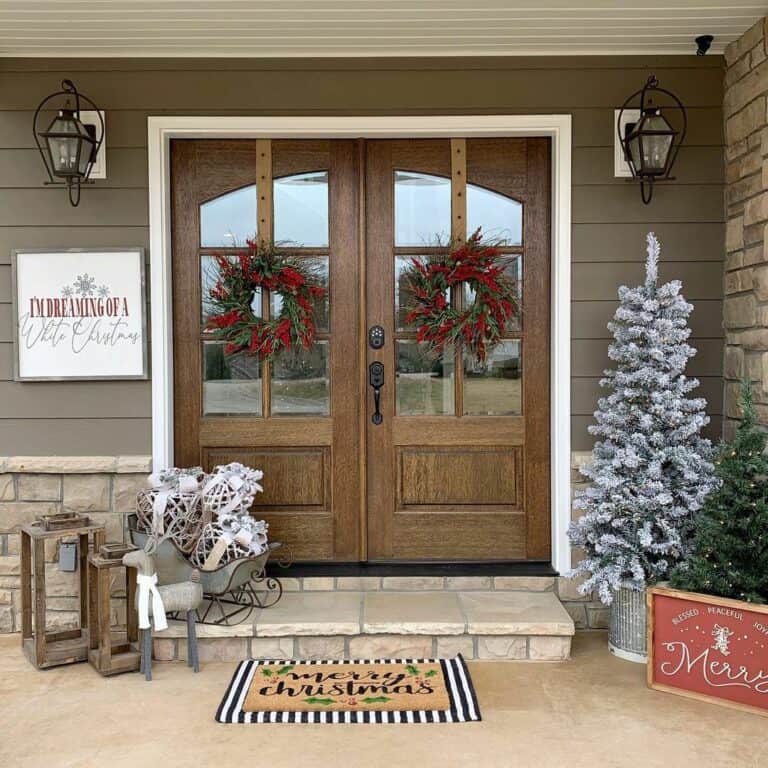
[153,590,575,663]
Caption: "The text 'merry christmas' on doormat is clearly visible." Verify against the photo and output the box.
[216,656,481,724]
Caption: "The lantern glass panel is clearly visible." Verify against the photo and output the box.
[44,113,81,177]
[627,130,642,171]
[640,113,674,173]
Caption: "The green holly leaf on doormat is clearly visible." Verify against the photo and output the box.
[303,697,335,705]
[361,696,392,704]
[277,665,295,675]
[405,664,420,676]
[261,668,273,677]
[424,670,438,678]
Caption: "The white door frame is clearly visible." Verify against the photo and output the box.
[147,114,572,573]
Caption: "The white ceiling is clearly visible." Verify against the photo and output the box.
[0,0,766,57]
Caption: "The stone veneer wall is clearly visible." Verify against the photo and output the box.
[724,18,768,434]
[0,456,150,634]
[0,454,607,635]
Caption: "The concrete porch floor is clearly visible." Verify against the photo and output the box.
[1,632,764,768]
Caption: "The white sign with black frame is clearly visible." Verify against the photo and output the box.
[12,248,148,380]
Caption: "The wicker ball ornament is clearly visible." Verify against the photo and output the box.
[191,516,269,570]
[135,488,207,555]
[202,462,264,518]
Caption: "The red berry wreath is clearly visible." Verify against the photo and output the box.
[206,239,326,359]
[403,229,518,362]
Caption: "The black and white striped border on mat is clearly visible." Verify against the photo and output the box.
[215,655,481,724]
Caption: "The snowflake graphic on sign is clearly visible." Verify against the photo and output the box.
[73,273,97,297]
[97,284,110,298]
[711,624,734,656]
[61,285,74,298]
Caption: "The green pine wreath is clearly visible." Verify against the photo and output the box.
[206,239,326,359]
[403,229,518,362]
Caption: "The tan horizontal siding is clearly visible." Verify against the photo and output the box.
[572,338,725,379]
[0,148,148,189]
[572,223,724,262]
[0,227,150,264]
[0,189,148,227]
[572,262,724,301]
[0,56,724,455]
[572,300,724,340]
[0,66,724,111]
[573,184,724,223]
[574,146,724,186]
[0,381,150,417]
[0,418,151,455]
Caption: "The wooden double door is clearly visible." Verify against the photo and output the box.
[171,137,550,563]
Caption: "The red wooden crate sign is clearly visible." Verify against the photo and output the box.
[648,586,768,717]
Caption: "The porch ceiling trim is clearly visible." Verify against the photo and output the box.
[0,0,759,56]
[147,114,572,573]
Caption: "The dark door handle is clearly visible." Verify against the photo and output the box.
[369,361,384,425]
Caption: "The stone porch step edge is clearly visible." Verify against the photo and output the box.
[152,633,573,663]
[156,618,575,638]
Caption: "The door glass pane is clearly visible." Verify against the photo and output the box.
[467,184,522,246]
[200,185,257,247]
[201,254,262,327]
[396,341,455,415]
[271,341,330,416]
[274,172,329,247]
[271,257,329,332]
[394,171,451,246]
[463,341,522,416]
[202,342,262,415]
[464,255,522,333]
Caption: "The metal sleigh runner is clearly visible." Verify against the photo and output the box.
[128,462,288,626]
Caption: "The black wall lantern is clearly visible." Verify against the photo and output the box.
[32,79,104,207]
[617,75,686,204]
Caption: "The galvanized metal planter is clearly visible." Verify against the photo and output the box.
[609,585,647,663]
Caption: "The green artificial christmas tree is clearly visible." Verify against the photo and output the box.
[671,381,768,603]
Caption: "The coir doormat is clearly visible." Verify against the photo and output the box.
[216,656,481,724]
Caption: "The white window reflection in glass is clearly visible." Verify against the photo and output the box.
[274,172,329,247]
[396,340,455,416]
[467,185,522,246]
[202,342,262,416]
[200,185,257,248]
[463,341,522,416]
[394,171,451,246]
[272,342,330,416]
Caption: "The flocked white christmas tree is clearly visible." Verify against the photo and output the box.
[568,233,716,604]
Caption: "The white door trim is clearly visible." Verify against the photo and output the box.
[147,114,572,573]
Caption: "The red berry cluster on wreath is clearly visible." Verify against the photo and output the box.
[404,228,518,362]
[205,239,326,359]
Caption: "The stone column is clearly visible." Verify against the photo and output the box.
[725,18,768,434]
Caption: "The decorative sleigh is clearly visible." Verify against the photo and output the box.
[127,514,285,626]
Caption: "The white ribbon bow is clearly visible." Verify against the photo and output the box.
[136,572,168,632]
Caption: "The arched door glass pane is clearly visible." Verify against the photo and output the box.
[200,184,257,247]
[394,171,451,246]
[467,185,522,245]
[274,171,329,246]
